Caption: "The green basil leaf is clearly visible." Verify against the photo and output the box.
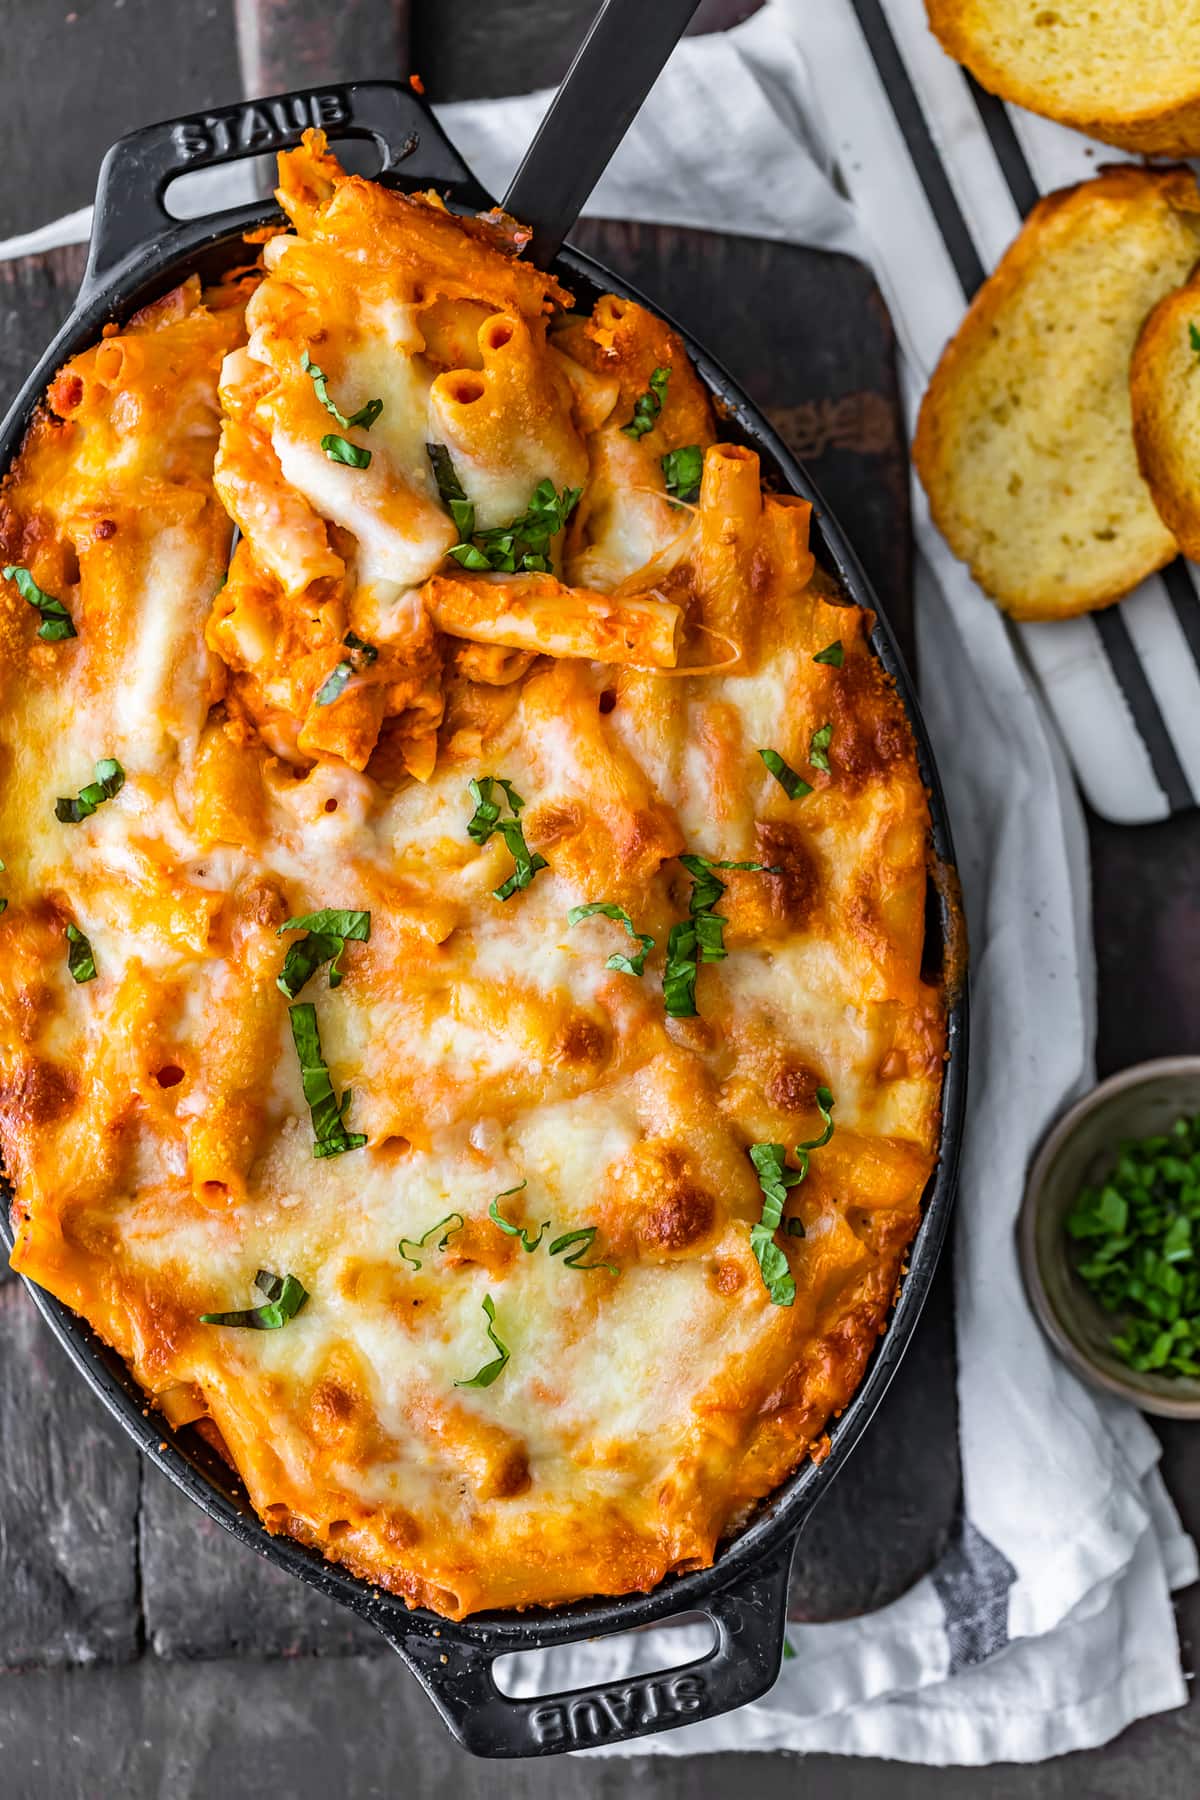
[314,632,379,707]
[277,909,371,998]
[346,398,383,430]
[200,1268,309,1330]
[492,824,549,902]
[448,542,493,572]
[758,747,812,800]
[663,918,699,1018]
[547,1226,618,1274]
[489,1183,551,1252]
[621,365,671,439]
[55,757,125,824]
[749,1091,836,1305]
[314,663,353,706]
[464,776,547,900]
[661,444,703,506]
[567,901,654,976]
[288,1001,367,1159]
[797,1086,837,1156]
[65,922,96,984]
[303,350,382,436]
[455,1293,510,1388]
[344,630,379,665]
[1191,322,1200,359]
[662,854,782,1019]
[426,443,477,540]
[466,775,525,844]
[446,478,581,576]
[4,564,77,642]
[398,1213,465,1271]
[808,723,833,774]
[321,433,372,470]
[813,640,844,668]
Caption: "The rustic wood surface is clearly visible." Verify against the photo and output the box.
[0,0,1197,1793]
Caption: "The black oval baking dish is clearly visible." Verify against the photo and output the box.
[0,81,968,1759]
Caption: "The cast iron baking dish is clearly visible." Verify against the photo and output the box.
[0,81,967,1758]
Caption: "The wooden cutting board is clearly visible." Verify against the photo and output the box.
[0,0,959,1670]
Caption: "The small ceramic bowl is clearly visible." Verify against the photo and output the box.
[1019,1056,1200,1420]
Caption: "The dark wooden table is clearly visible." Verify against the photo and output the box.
[0,2,1197,1793]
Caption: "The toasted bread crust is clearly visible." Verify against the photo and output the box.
[1131,277,1200,562]
[927,1,1200,156]
[914,167,1200,620]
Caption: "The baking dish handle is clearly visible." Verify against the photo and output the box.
[375,1539,794,1759]
[81,81,494,300]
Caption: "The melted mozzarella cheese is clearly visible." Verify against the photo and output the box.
[2,145,945,1623]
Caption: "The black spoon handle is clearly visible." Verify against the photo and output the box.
[502,0,702,265]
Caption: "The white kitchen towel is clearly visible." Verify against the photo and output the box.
[0,0,1194,1766]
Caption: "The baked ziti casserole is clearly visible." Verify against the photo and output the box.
[0,133,945,1619]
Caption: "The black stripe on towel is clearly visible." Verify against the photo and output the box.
[962,75,1040,221]
[847,0,986,297]
[1160,557,1200,674]
[1093,606,1194,813]
[848,0,1192,812]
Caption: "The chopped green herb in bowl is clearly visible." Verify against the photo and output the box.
[1065,1114,1200,1378]
[1019,1058,1200,1419]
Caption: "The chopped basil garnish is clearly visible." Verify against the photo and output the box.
[467,775,526,844]
[494,842,548,903]
[288,1001,367,1159]
[315,666,351,706]
[622,365,670,440]
[55,757,125,824]
[486,1182,616,1272]
[315,631,379,707]
[277,909,371,1000]
[455,1293,510,1389]
[489,1183,550,1252]
[548,1226,618,1274]
[321,433,372,470]
[661,444,703,506]
[302,350,383,434]
[1191,323,1200,360]
[663,919,699,1018]
[426,443,476,539]
[200,1269,309,1330]
[567,901,653,976]
[465,776,548,902]
[662,854,779,1020]
[398,1213,465,1272]
[65,922,96,984]
[4,564,76,642]
[447,477,581,576]
[749,1087,835,1306]
[758,748,812,801]
[808,723,833,774]
[813,639,844,668]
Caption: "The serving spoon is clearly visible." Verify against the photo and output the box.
[502,0,703,264]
